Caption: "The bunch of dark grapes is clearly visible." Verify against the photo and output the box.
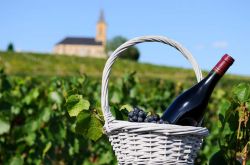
[144,114,166,124]
[128,107,168,124]
[128,107,147,122]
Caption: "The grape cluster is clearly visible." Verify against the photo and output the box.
[144,114,165,124]
[128,107,146,122]
[128,107,168,124]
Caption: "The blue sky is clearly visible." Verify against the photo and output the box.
[1,0,249,76]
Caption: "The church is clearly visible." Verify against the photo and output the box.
[53,10,107,58]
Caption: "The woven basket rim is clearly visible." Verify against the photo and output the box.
[105,119,209,136]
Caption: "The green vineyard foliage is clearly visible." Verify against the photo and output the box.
[0,67,249,164]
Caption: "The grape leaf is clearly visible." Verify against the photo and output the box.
[99,150,114,164]
[75,111,103,141]
[9,155,24,165]
[86,115,103,141]
[73,139,79,154]
[42,141,52,158]
[218,114,224,127]
[232,83,250,103]
[49,91,62,104]
[120,104,133,112]
[22,119,41,134]
[247,102,250,112]
[75,111,91,135]
[218,100,231,117]
[111,91,122,104]
[25,133,36,146]
[23,88,39,105]
[66,94,90,117]
[0,118,10,135]
[40,107,51,122]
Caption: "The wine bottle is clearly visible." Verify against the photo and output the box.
[161,54,235,126]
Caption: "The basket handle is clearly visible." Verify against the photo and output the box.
[101,35,203,125]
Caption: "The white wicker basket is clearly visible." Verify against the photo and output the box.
[101,36,209,165]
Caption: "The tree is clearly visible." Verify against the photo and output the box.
[7,43,14,52]
[106,36,140,61]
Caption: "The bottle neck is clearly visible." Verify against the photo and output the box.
[206,70,222,85]
[205,70,223,87]
[200,55,234,97]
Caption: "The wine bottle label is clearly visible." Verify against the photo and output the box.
[213,54,234,75]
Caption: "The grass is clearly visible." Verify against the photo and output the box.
[0,51,249,85]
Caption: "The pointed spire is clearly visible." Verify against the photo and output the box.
[98,9,105,23]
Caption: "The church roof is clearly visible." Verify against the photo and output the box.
[57,37,102,46]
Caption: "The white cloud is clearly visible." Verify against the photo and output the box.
[194,44,205,50]
[212,41,228,49]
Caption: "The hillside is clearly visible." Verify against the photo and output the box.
[0,51,249,84]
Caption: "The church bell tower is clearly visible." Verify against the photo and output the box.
[96,10,107,47]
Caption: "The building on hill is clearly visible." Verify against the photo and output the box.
[53,10,107,58]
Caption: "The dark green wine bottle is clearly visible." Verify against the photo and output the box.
[161,54,235,126]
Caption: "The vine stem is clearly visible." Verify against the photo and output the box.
[242,144,247,165]
[237,116,242,140]
[237,105,243,162]
[241,103,249,165]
